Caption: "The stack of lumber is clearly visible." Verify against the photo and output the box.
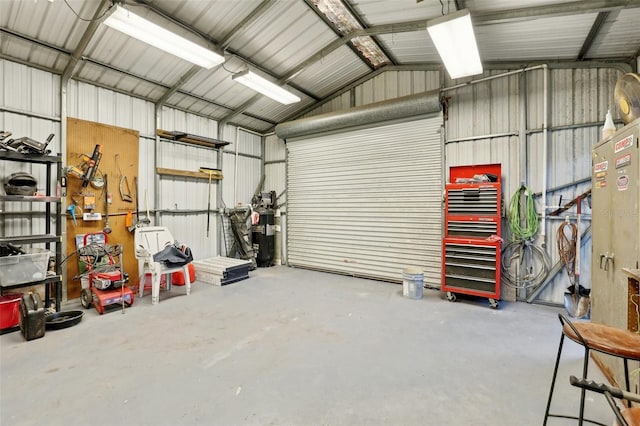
[192,256,252,286]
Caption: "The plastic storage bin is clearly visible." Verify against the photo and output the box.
[0,293,22,329]
[0,248,51,287]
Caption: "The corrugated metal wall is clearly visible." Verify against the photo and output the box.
[354,70,442,105]
[3,56,628,305]
[264,133,286,211]
[288,66,625,305]
[1,59,263,291]
[444,67,623,304]
[217,125,262,256]
[1,60,62,239]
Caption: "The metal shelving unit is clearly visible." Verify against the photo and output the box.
[0,151,63,311]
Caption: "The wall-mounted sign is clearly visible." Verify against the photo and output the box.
[616,175,629,191]
[594,160,608,172]
[615,153,631,169]
[614,135,633,153]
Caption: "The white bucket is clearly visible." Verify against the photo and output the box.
[402,267,424,299]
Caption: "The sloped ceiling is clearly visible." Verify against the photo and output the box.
[1,0,639,133]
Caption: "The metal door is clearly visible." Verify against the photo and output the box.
[286,115,443,286]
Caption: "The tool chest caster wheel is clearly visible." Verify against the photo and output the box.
[489,299,500,309]
[446,292,457,302]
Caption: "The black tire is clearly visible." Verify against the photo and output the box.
[80,288,92,309]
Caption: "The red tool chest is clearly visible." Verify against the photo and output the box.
[442,164,502,309]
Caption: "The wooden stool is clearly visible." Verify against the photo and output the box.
[543,314,640,426]
[623,407,640,426]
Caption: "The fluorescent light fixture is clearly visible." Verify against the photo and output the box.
[232,70,301,105]
[103,5,224,69]
[427,9,483,79]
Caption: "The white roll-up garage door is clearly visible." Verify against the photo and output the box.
[287,115,443,286]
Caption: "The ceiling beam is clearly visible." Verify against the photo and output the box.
[577,11,609,60]
[61,0,112,86]
[155,65,202,109]
[474,0,640,25]
[0,27,70,55]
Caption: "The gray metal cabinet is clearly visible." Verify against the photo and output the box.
[591,117,639,388]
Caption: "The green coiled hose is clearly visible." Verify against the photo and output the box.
[507,185,539,240]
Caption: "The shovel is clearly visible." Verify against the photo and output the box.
[564,195,590,318]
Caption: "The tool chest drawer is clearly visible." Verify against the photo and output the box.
[445,185,500,216]
[441,238,500,299]
[446,217,499,238]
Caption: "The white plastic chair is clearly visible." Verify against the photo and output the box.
[134,226,191,305]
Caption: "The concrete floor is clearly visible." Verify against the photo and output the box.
[1,266,615,426]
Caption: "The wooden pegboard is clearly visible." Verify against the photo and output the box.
[65,118,139,300]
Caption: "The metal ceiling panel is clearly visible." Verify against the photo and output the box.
[348,0,440,25]
[475,14,597,61]
[74,61,166,101]
[227,1,337,76]
[191,102,231,120]
[587,8,640,59]
[151,0,264,44]
[2,0,639,135]
[0,32,63,73]
[0,0,90,51]
[377,31,439,64]
[465,0,567,13]
[290,45,371,98]
[179,56,247,107]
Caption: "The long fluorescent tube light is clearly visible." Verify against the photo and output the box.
[103,5,224,69]
[427,9,483,79]
[232,70,301,105]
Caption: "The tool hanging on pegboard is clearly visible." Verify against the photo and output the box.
[103,174,112,234]
[114,154,132,202]
[64,144,103,189]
